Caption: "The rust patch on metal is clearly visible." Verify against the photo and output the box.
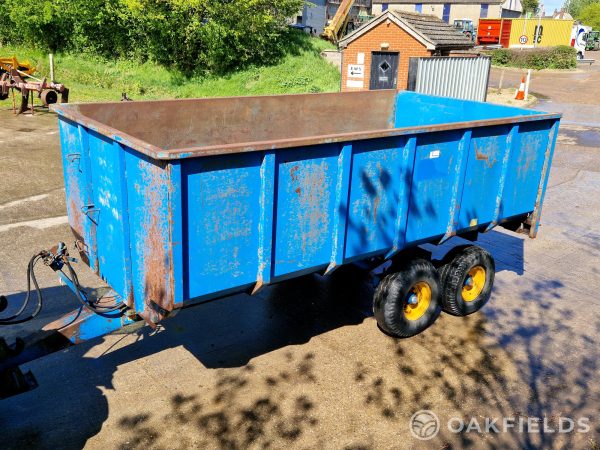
[140,160,173,326]
[66,164,97,270]
[67,179,84,242]
[292,161,329,256]
[52,90,561,161]
[251,279,265,295]
[42,308,95,345]
[70,228,90,266]
[372,195,381,222]
[475,149,497,168]
[290,165,299,181]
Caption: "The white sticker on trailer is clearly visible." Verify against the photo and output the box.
[346,79,364,88]
[429,150,440,159]
[347,64,364,79]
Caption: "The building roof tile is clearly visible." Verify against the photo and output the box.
[339,10,474,50]
[391,10,474,48]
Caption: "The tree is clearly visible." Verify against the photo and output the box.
[200,0,306,73]
[563,0,600,18]
[4,0,75,52]
[578,2,600,27]
[521,0,540,15]
[0,0,307,75]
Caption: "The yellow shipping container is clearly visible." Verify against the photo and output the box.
[508,19,573,48]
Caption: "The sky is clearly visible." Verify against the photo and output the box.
[540,0,567,14]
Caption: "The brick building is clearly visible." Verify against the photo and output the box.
[339,10,473,91]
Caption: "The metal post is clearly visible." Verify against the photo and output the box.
[49,54,55,83]
[534,4,543,48]
[498,69,505,94]
[524,69,531,99]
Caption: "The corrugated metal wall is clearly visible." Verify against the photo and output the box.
[508,19,573,47]
[408,56,491,102]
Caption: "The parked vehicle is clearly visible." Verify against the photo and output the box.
[477,18,575,49]
[585,30,599,51]
[454,19,476,41]
[586,30,599,50]
[571,24,592,59]
[0,91,560,398]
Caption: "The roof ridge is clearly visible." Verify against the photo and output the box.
[339,10,474,50]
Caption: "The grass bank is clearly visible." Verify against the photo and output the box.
[1,37,341,102]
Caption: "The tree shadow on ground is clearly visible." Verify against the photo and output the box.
[3,235,600,449]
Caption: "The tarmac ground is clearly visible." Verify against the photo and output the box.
[1,54,600,449]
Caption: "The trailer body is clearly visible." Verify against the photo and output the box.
[51,90,560,331]
[477,18,574,49]
[477,18,512,47]
[508,18,574,48]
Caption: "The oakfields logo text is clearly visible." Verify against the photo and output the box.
[410,410,591,441]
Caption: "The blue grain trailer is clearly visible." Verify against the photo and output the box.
[0,91,560,397]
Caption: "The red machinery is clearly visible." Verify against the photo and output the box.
[0,60,69,114]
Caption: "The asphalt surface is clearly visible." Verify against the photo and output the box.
[2,57,600,449]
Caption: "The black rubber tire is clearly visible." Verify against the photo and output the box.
[373,259,441,338]
[439,246,495,316]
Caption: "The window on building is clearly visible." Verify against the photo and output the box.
[442,3,451,22]
[415,3,423,13]
[382,3,389,11]
[480,3,489,18]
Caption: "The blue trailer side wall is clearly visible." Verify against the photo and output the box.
[57,92,559,321]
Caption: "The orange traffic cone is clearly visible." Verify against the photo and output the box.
[515,76,526,100]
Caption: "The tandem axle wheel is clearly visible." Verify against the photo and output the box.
[373,245,495,338]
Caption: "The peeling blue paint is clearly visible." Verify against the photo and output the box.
[55,91,560,340]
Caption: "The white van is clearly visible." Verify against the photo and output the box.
[571,24,592,59]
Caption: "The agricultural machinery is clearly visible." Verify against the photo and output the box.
[0,56,69,114]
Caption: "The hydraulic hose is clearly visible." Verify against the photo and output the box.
[0,245,126,326]
[0,253,45,325]
[61,257,125,314]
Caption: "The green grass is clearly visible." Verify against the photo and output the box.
[1,37,341,102]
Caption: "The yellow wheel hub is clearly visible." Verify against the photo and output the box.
[462,266,486,302]
[404,282,431,321]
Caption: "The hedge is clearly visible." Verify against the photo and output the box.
[489,46,577,70]
[0,0,306,75]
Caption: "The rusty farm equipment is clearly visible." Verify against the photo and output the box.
[0,56,36,75]
[0,56,69,114]
[0,90,561,398]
